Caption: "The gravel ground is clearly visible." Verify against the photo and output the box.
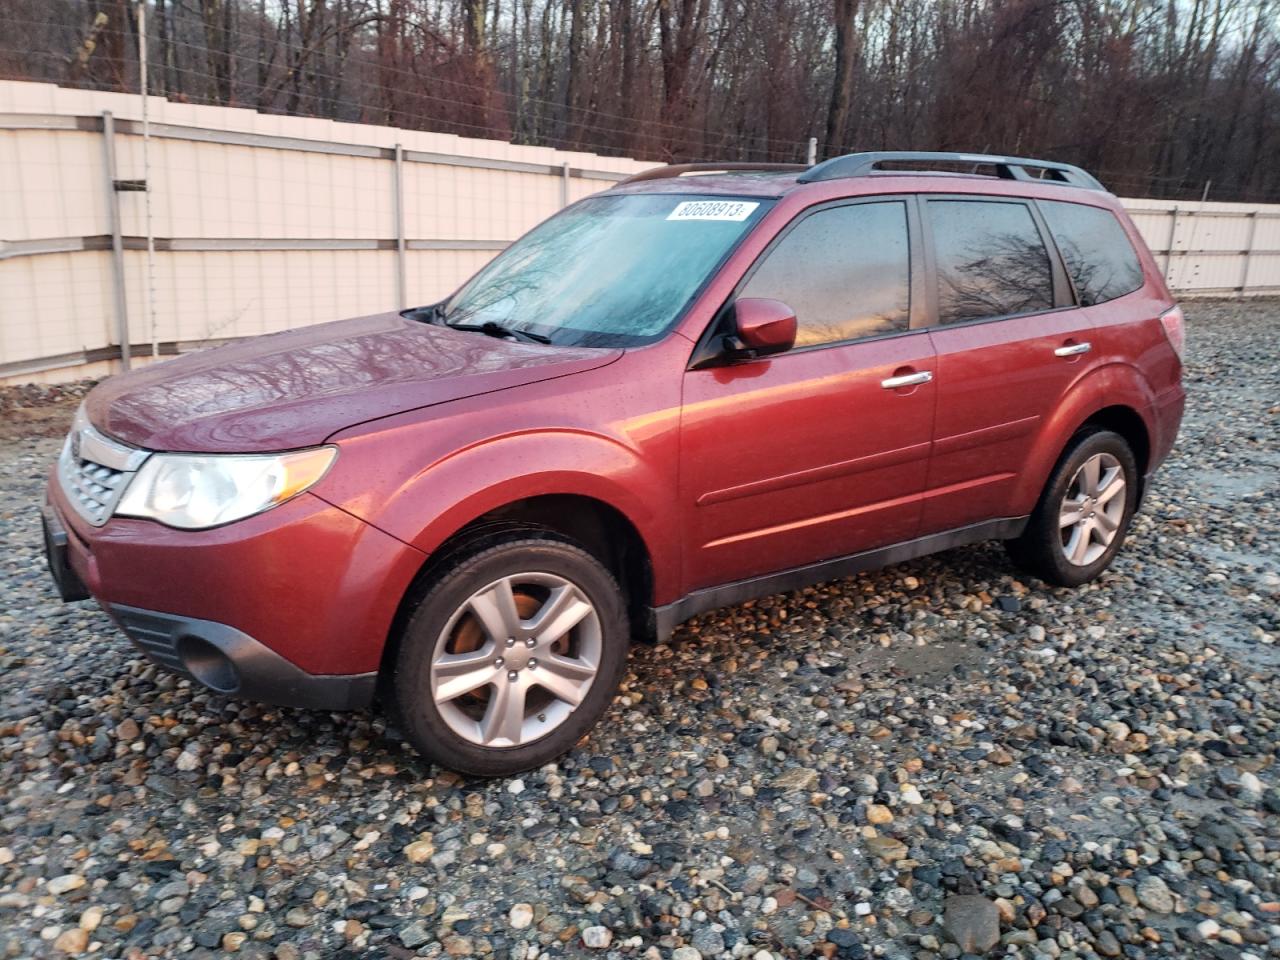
[1,301,1277,960]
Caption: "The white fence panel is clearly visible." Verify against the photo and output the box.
[0,80,649,383]
[2,79,1277,384]
[1119,199,1279,298]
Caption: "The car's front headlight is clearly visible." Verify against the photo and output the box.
[116,447,338,530]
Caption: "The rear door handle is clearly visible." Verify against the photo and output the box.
[880,371,933,389]
[1054,341,1091,357]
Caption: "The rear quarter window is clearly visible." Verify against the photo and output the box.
[1039,200,1145,306]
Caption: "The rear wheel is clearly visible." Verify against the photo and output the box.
[393,536,628,776]
[1006,429,1139,587]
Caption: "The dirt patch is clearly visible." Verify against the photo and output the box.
[0,400,79,443]
[848,638,988,680]
[0,382,93,443]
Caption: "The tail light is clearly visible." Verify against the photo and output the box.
[1159,305,1185,360]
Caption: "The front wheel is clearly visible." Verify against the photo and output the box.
[392,536,629,776]
[1006,429,1139,587]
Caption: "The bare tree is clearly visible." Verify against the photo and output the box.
[2,0,1277,201]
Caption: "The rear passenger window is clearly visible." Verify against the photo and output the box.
[1039,200,1144,306]
[740,201,910,347]
[928,200,1054,324]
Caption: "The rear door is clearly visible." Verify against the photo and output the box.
[920,196,1092,532]
[680,198,936,591]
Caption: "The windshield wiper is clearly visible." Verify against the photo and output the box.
[447,320,552,344]
[405,303,551,344]
[403,302,447,325]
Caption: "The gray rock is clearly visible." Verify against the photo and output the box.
[1094,930,1122,957]
[942,895,1001,954]
[152,880,190,900]
[399,920,432,949]
[581,925,613,949]
[1136,876,1175,914]
[691,927,726,956]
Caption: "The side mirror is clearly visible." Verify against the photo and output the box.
[723,298,798,361]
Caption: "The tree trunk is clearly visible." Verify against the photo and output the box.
[657,0,708,159]
[564,0,587,145]
[825,0,859,156]
[200,0,233,103]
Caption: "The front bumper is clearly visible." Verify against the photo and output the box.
[107,605,376,710]
[42,502,90,602]
[43,471,426,710]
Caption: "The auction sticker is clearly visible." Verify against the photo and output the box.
[667,200,760,221]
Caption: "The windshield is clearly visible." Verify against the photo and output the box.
[439,193,772,347]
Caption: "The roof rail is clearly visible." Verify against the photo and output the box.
[797,151,1106,191]
[618,162,808,185]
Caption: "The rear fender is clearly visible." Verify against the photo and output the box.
[1009,362,1156,513]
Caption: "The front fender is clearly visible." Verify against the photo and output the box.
[317,426,681,603]
[1009,361,1157,513]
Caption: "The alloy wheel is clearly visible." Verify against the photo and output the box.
[1059,452,1127,566]
[430,572,602,747]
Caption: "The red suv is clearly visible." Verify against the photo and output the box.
[43,152,1185,775]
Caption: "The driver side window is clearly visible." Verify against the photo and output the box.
[740,201,911,348]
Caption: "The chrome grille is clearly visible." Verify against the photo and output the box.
[56,408,150,527]
[58,454,127,524]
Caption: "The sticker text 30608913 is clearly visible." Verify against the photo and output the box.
[666,200,760,222]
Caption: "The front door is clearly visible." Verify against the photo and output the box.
[680,199,936,591]
[920,196,1093,531]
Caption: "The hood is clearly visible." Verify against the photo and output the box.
[85,312,621,452]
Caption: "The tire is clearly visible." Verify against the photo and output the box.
[392,535,629,776]
[1005,428,1139,587]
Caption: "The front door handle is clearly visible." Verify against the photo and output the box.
[1054,341,1091,357]
[881,370,933,389]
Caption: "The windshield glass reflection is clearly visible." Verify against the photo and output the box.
[441,194,771,347]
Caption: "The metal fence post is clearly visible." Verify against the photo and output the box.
[561,161,571,208]
[1239,210,1258,298]
[100,111,131,371]
[806,137,817,166]
[393,143,407,310]
[1162,206,1179,285]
